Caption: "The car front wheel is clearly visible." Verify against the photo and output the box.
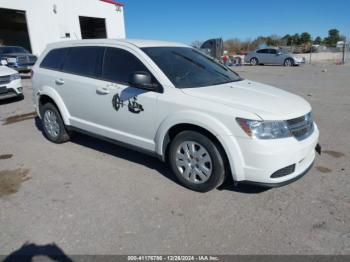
[284,58,294,67]
[169,131,226,192]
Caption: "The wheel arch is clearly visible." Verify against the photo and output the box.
[155,112,244,181]
[37,88,71,125]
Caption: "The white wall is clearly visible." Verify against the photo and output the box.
[0,0,125,55]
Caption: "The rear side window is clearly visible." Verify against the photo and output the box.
[62,46,104,78]
[40,48,69,70]
[102,47,150,84]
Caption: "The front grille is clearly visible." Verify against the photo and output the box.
[271,164,296,178]
[17,55,28,64]
[0,75,11,85]
[17,55,36,65]
[287,113,314,140]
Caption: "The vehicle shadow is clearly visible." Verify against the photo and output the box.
[35,117,269,194]
[217,176,270,194]
[0,95,24,105]
[3,242,73,262]
[34,117,177,185]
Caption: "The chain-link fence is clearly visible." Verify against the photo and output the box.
[279,45,346,64]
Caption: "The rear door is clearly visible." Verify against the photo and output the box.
[56,46,106,125]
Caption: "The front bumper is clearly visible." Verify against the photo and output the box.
[0,79,23,99]
[7,63,34,72]
[294,58,306,65]
[239,160,314,187]
[227,123,319,186]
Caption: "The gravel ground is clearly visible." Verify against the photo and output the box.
[0,64,349,256]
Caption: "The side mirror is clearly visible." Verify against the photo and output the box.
[129,71,157,91]
[1,60,8,66]
[276,52,282,56]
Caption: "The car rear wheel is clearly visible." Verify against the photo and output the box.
[168,131,226,192]
[284,58,294,67]
[40,103,70,143]
[250,57,259,66]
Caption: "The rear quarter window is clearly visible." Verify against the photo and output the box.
[40,48,69,70]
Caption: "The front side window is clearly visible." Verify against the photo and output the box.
[102,47,151,84]
[257,49,268,54]
[142,47,241,89]
[62,46,104,78]
[40,48,69,70]
[268,49,277,54]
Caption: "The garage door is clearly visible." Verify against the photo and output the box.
[0,8,32,52]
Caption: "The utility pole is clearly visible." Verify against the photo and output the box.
[342,40,346,64]
[309,41,312,64]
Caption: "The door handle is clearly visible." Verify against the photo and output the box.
[96,87,110,95]
[55,79,65,85]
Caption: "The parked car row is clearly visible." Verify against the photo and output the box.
[0,46,37,73]
[0,45,38,101]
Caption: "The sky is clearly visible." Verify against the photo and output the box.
[122,0,350,44]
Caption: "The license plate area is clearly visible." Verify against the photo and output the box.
[0,86,8,94]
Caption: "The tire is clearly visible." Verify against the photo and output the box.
[284,58,294,67]
[40,103,70,143]
[250,57,259,66]
[168,131,226,192]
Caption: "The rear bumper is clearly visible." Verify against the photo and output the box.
[0,79,23,100]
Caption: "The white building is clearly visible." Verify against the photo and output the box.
[0,0,126,55]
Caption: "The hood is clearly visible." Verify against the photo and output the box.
[2,53,37,59]
[181,79,311,120]
[0,65,17,76]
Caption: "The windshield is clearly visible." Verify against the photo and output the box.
[0,46,29,54]
[142,47,242,88]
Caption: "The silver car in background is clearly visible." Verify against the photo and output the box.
[244,48,305,66]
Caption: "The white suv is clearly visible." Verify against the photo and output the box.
[32,39,320,192]
[0,60,23,100]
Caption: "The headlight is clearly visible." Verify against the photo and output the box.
[236,118,291,139]
[10,73,21,81]
[6,57,17,63]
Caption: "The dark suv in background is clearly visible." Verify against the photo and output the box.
[0,46,37,73]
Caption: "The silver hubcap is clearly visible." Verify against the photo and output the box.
[43,110,60,138]
[175,141,212,184]
[251,59,257,65]
[285,59,292,66]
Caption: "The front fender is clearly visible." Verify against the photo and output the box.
[155,110,245,181]
[37,86,71,125]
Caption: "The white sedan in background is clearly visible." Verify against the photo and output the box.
[245,48,306,66]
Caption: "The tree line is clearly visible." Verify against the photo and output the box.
[193,29,345,54]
